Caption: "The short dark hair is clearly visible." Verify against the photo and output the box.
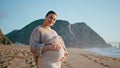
[45,11,57,17]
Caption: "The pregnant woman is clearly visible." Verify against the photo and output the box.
[30,10,69,68]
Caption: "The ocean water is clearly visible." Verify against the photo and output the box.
[85,48,120,58]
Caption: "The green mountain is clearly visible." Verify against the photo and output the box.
[6,19,111,48]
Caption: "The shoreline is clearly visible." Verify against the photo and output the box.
[84,48,120,58]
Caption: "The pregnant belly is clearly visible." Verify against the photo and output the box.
[43,47,64,60]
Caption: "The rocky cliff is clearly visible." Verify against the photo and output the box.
[0,29,13,45]
[6,19,110,48]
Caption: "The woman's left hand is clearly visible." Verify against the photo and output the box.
[60,53,68,62]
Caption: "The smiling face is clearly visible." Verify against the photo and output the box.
[44,14,57,27]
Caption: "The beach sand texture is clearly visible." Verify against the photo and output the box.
[0,45,120,68]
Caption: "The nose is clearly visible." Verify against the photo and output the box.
[50,19,55,23]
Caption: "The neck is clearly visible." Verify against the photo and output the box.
[42,23,51,29]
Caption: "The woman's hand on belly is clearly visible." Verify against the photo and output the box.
[48,42,61,51]
[60,53,68,62]
[43,42,61,51]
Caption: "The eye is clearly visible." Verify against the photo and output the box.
[49,16,56,21]
[54,18,56,21]
[49,16,53,19]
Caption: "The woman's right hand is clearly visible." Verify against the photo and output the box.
[48,42,61,51]
[43,42,61,51]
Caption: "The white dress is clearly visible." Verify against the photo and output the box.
[30,26,68,68]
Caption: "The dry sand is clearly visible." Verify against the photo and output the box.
[0,45,120,68]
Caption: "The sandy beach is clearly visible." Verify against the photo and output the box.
[0,45,120,68]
